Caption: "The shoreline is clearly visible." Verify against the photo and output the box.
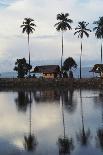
[0,78,102,90]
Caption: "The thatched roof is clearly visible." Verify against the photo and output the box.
[90,64,103,73]
[31,65,60,73]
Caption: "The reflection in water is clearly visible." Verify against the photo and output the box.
[33,89,60,103]
[76,90,91,146]
[95,92,103,150]
[63,89,76,113]
[1,89,103,154]
[58,94,74,155]
[96,129,103,150]
[15,91,30,112]
[23,92,38,152]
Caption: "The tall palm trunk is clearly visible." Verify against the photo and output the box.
[101,43,102,64]
[61,94,66,138]
[29,91,32,136]
[28,34,30,77]
[61,31,63,77]
[80,89,85,138]
[80,41,82,79]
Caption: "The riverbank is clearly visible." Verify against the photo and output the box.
[0,78,102,89]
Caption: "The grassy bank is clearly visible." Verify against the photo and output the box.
[0,78,103,89]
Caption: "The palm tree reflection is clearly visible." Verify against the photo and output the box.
[24,91,38,152]
[95,92,103,150]
[76,90,91,146]
[58,93,74,155]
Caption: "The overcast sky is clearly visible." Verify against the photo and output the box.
[0,0,103,71]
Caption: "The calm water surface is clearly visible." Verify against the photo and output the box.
[0,89,103,155]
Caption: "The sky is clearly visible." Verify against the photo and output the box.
[0,0,103,71]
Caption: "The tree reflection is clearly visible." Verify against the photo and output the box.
[57,94,74,155]
[63,89,77,113]
[24,91,38,152]
[95,91,103,150]
[15,91,30,112]
[96,128,103,150]
[76,89,91,146]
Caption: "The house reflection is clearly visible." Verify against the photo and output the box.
[24,91,38,152]
[33,89,60,103]
[76,90,91,146]
[15,91,30,112]
[57,94,74,155]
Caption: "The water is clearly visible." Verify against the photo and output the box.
[0,89,103,155]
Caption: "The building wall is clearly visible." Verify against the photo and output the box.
[43,73,55,79]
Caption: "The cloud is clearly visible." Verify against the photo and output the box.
[0,0,103,71]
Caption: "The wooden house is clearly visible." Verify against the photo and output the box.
[90,64,103,77]
[32,65,60,79]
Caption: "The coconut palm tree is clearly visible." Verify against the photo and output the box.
[74,21,91,79]
[54,13,73,76]
[21,18,36,77]
[93,17,103,64]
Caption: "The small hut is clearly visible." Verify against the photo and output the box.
[32,65,60,79]
[90,64,103,78]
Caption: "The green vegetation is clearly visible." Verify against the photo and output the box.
[14,58,32,78]
[54,13,73,73]
[63,57,77,78]
[74,21,91,79]
[21,18,36,76]
[93,17,103,64]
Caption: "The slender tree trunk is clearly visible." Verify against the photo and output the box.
[61,31,63,77]
[80,89,85,136]
[28,34,30,77]
[101,42,102,64]
[61,94,66,138]
[80,41,82,79]
[29,91,32,136]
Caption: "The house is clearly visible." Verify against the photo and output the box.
[90,64,103,77]
[32,65,60,79]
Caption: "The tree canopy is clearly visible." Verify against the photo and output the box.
[93,17,103,39]
[14,58,32,78]
[54,13,73,31]
[74,21,91,38]
[21,18,36,36]
[63,57,77,71]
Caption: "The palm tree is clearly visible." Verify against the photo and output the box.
[74,21,91,79]
[21,18,36,76]
[93,17,103,64]
[54,13,73,76]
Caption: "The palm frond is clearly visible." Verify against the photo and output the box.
[54,22,61,27]
[74,21,91,39]
[93,16,103,39]
[83,31,89,38]
[21,17,36,35]
[55,13,73,32]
